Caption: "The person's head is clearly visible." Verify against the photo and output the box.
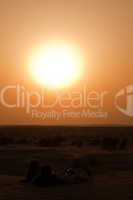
[65,168,75,176]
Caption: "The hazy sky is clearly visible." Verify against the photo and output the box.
[0,0,133,125]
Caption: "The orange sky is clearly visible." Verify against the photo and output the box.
[0,0,133,125]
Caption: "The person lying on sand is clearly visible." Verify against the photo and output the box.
[22,162,93,186]
[63,167,92,184]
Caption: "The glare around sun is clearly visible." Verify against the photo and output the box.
[29,43,84,89]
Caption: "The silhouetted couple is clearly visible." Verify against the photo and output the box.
[25,160,64,186]
[24,160,93,187]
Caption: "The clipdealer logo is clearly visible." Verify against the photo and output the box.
[0,84,133,118]
[115,85,133,117]
[0,85,108,117]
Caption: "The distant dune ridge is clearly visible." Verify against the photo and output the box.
[0,125,132,136]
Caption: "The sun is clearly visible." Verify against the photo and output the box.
[29,43,84,89]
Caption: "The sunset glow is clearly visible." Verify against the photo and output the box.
[29,44,84,89]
